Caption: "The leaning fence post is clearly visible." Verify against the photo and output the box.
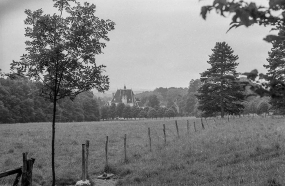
[26,158,35,186]
[205,118,209,127]
[187,120,189,135]
[194,121,197,132]
[124,134,127,163]
[14,170,22,186]
[85,140,89,179]
[201,118,205,130]
[163,124,166,145]
[105,136,109,169]
[21,152,28,186]
[148,128,151,152]
[21,152,34,186]
[82,144,86,181]
[175,120,179,138]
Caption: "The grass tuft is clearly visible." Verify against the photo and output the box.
[267,178,282,186]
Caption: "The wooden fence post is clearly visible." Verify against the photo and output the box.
[14,169,22,186]
[124,134,127,163]
[105,136,109,169]
[148,128,151,152]
[205,118,209,127]
[85,140,89,179]
[175,120,179,138]
[163,124,166,145]
[194,121,197,132]
[21,152,35,186]
[187,120,189,135]
[27,158,34,186]
[201,118,205,130]
[82,144,86,181]
[22,152,27,186]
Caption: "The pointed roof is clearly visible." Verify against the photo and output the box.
[111,86,135,104]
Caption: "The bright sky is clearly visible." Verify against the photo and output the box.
[0,0,273,91]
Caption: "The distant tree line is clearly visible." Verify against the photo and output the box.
[0,77,101,123]
[135,83,200,116]
[0,76,181,123]
[100,96,178,120]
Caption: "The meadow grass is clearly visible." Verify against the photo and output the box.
[1,116,285,185]
[116,116,285,186]
[0,117,193,185]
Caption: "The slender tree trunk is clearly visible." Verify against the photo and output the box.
[52,93,57,186]
[51,71,59,186]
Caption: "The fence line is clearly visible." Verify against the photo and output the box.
[0,152,35,186]
[78,118,212,176]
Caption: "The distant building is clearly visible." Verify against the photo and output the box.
[111,85,141,107]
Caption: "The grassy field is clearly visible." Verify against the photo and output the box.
[1,116,285,185]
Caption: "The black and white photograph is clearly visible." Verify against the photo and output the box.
[1,0,285,185]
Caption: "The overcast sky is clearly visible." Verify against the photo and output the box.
[0,0,273,91]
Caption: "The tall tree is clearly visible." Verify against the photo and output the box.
[200,1,285,113]
[196,42,245,117]
[263,25,285,113]
[9,0,115,185]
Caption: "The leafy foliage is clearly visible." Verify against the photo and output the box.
[201,0,285,42]
[10,1,115,100]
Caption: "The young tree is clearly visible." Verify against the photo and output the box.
[196,42,245,118]
[9,0,115,185]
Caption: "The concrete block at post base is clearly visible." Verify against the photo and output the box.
[75,180,91,186]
